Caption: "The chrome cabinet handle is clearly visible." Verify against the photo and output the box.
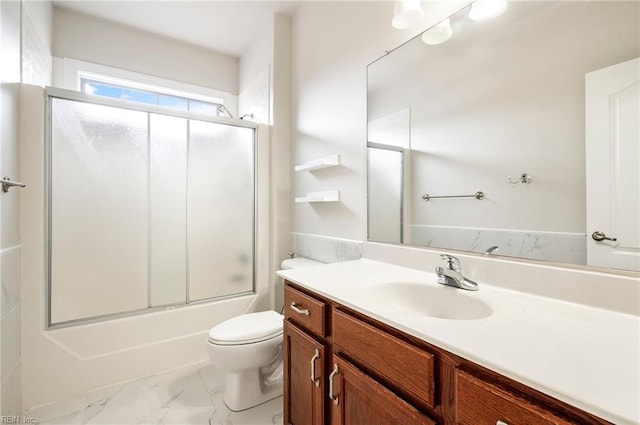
[592,231,617,242]
[328,364,339,406]
[290,302,310,316]
[310,349,320,387]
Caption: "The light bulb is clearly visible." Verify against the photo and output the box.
[421,18,453,45]
[468,0,507,21]
[392,0,424,30]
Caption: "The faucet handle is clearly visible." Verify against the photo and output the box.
[440,254,461,271]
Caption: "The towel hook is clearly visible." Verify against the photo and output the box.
[508,173,532,185]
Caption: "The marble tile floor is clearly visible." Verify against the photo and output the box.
[26,362,283,425]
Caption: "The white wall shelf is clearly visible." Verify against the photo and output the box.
[295,154,340,172]
[295,190,340,203]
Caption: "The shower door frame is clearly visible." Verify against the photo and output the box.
[44,87,259,328]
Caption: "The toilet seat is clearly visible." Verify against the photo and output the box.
[208,311,283,346]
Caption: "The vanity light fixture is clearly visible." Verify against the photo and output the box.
[421,18,453,45]
[468,0,508,21]
[392,0,424,30]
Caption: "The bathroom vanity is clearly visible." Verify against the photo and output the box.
[278,259,639,425]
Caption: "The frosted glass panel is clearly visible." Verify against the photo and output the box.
[48,94,257,325]
[149,114,187,306]
[50,98,149,323]
[368,147,403,243]
[188,121,255,301]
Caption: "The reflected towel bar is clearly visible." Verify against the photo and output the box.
[421,191,484,201]
[1,177,26,193]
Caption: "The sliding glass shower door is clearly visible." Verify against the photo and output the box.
[48,93,255,326]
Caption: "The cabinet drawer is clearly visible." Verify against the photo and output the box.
[332,309,435,409]
[456,370,571,425]
[284,284,327,337]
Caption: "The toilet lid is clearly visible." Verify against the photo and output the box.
[208,311,283,345]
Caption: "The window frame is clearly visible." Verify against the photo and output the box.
[56,57,237,116]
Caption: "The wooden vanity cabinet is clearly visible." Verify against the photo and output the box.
[283,281,611,425]
[283,321,326,425]
[283,285,328,425]
[332,309,436,411]
[283,282,439,425]
[455,370,572,425]
[329,354,435,425]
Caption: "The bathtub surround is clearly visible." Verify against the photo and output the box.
[2,0,52,416]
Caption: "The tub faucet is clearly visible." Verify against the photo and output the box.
[435,254,479,291]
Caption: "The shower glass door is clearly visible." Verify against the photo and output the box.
[48,93,255,326]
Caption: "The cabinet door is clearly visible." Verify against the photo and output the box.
[284,320,326,425]
[329,355,435,425]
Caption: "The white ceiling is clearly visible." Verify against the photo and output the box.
[53,1,302,57]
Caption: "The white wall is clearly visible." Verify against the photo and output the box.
[52,6,239,95]
[239,14,292,312]
[291,1,465,240]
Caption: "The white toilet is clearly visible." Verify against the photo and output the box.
[207,256,323,411]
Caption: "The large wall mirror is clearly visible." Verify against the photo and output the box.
[367,1,640,272]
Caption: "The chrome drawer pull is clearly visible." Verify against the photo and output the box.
[329,364,340,406]
[310,349,320,387]
[290,302,310,316]
[496,421,509,425]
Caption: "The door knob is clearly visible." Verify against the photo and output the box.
[592,231,617,242]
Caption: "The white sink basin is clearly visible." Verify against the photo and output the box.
[367,282,492,320]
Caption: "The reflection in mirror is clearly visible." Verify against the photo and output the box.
[368,145,404,243]
[367,1,640,272]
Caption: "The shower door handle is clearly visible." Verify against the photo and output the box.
[0,177,26,193]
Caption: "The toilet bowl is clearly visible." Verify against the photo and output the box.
[207,256,323,411]
[207,310,284,411]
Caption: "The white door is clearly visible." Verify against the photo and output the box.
[585,57,640,271]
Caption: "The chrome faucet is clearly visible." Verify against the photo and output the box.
[435,254,479,291]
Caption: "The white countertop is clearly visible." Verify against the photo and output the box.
[277,259,640,425]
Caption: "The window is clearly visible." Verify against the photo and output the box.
[80,77,226,116]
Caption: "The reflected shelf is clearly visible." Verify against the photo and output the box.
[295,190,340,203]
[295,154,340,172]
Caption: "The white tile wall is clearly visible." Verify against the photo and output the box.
[22,10,52,87]
[1,0,52,415]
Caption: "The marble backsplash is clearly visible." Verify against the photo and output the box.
[290,233,363,264]
[410,225,587,265]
